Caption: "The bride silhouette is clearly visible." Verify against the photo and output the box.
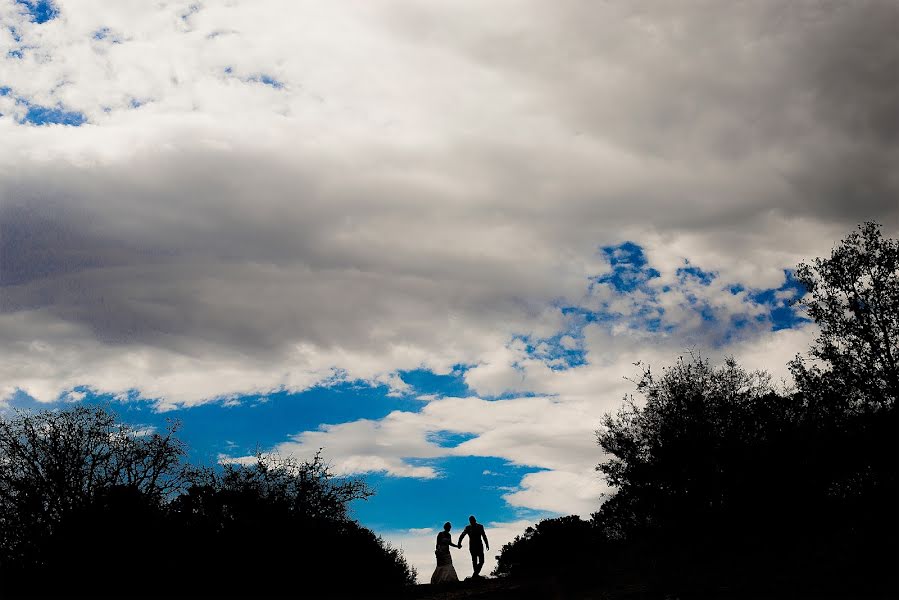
[430,522,461,584]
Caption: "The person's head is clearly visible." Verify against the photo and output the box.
[469,515,477,525]
[444,522,452,532]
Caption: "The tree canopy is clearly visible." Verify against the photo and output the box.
[0,406,415,597]
[792,221,899,408]
[0,406,184,576]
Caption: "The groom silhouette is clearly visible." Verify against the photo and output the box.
[457,515,489,577]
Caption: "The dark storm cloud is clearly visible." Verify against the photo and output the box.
[1,149,564,355]
[381,0,899,227]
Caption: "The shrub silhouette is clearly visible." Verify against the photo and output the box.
[596,356,827,592]
[0,407,415,597]
[493,515,605,580]
[170,453,416,595]
[0,406,184,587]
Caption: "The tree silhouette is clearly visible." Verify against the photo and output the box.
[792,221,899,408]
[789,220,898,592]
[493,515,604,580]
[0,407,416,597]
[596,356,803,592]
[0,406,184,581]
[170,453,415,595]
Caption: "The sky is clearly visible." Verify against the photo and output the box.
[1,0,898,582]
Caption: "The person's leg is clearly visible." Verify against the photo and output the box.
[472,549,484,576]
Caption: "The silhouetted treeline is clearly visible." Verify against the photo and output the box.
[495,222,898,597]
[0,408,415,597]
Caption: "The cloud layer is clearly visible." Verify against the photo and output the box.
[2,0,897,518]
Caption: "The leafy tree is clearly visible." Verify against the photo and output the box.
[593,356,896,594]
[596,356,803,591]
[0,406,184,576]
[792,221,899,408]
[789,221,898,590]
[0,408,416,597]
[170,453,417,595]
[176,451,373,526]
[493,515,603,579]
[598,355,776,496]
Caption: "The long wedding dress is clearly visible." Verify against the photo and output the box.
[430,531,459,584]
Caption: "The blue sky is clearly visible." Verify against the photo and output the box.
[1,0,895,581]
[6,370,549,532]
[0,85,86,125]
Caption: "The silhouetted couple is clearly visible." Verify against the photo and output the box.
[430,515,490,584]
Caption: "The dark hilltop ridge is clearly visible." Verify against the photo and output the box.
[398,577,659,600]
[0,223,896,599]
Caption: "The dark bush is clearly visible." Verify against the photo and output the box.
[0,407,415,597]
[493,515,605,579]
[0,406,184,587]
[169,453,416,595]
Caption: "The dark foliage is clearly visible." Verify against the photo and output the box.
[792,221,899,407]
[0,406,184,584]
[496,223,898,597]
[170,453,416,595]
[493,515,604,579]
[594,356,884,594]
[0,407,415,597]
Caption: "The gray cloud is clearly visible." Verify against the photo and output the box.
[386,0,899,217]
[0,0,896,406]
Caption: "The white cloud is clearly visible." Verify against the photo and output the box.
[504,470,608,516]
